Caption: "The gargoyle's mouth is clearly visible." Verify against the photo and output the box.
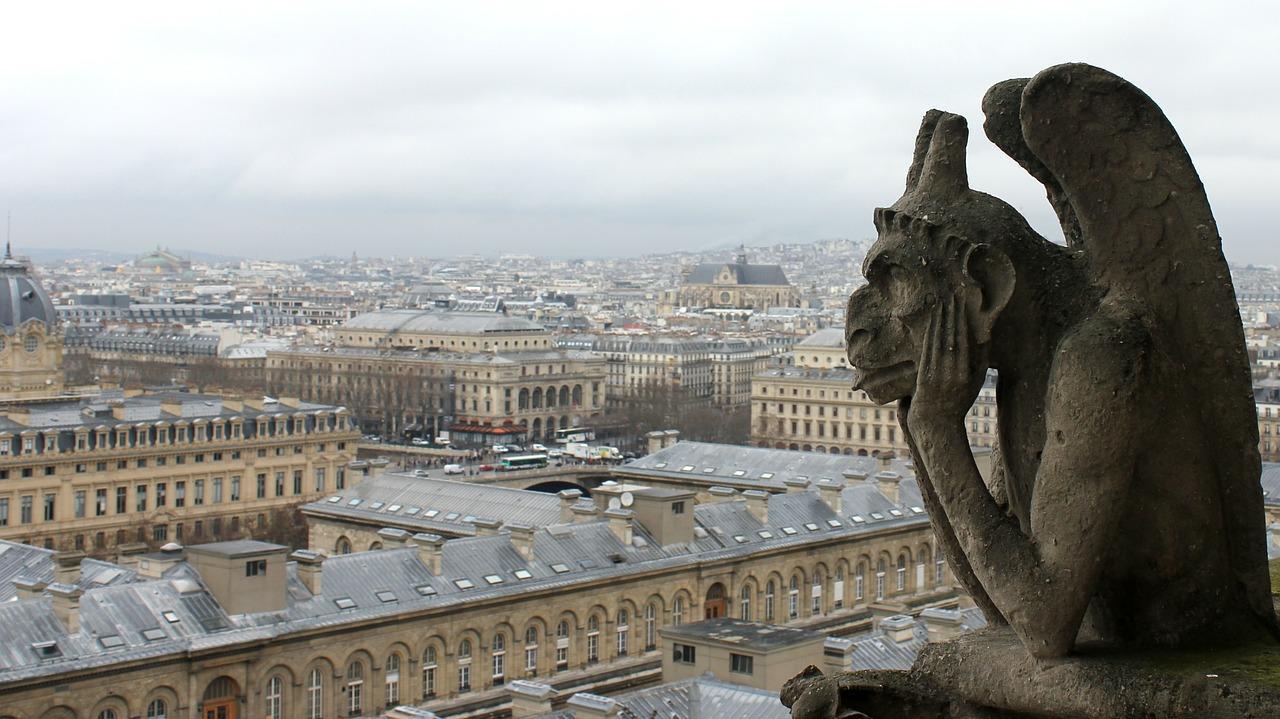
[851,361,916,392]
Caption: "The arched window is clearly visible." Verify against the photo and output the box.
[788,576,800,619]
[97,711,117,719]
[422,647,438,699]
[616,608,629,657]
[385,653,401,706]
[586,615,600,664]
[146,700,167,719]
[896,554,908,592]
[24,335,37,353]
[740,585,752,620]
[673,597,684,626]
[458,639,473,692]
[856,562,866,601]
[935,552,946,584]
[645,603,658,650]
[811,574,823,614]
[346,660,365,716]
[524,627,539,673]
[307,668,324,719]
[492,633,507,684]
[556,621,570,670]
[876,559,887,600]
[265,676,282,719]
[765,581,776,621]
[834,566,846,610]
[336,537,351,555]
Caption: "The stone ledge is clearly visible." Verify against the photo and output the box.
[784,626,1280,719]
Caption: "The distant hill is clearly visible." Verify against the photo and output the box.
[22,247,243,264]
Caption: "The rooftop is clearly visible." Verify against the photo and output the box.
[344,309,545,334]
[661,618,825,651]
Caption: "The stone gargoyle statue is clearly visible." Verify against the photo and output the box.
[782,63,1280,718]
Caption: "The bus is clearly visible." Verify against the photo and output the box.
[500,454,549,471]
[555,427,595,444]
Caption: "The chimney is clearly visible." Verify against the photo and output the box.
[604,508,634,545]
[879,614,917,644]
[920,607,966,643]
[471,517,503,537]
[115,542,149,569]
[14,576,47,600]
[817,479,844,514]
[707,486,738,503]
[841,469,868,484]
[876,471,901,505]
[508,523,536,560]
[291,550,324,595]
[783,478,811,494]
[110,400,128,420]
[558,489,583,523]
[4,407,30,426]
[571,503,598,524]
[47,583,83,632]
[877,451,896,472]
[221,395,244,412]
[508,681,555,718]
[645,431,666,456]
[54,550,86,586]
[743,490,770,524]
[412,533,445,574]
[566,693,619,718]
[823,636,855,674]
[377,527,411,547]
[160,397,185,418]
[369,457,391,477]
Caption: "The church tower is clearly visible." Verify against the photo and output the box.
[0,244,64,399]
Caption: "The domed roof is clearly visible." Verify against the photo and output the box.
[0,245,56,333]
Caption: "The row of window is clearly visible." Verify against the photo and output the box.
[0,467,344,526]
[0,416,352,458]
[0,443,346,479]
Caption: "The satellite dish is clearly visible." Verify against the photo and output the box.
[621,492,634,508]
[608,498,621,510]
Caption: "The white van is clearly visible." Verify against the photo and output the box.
[444,464,465,475]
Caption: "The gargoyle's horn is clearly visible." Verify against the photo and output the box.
[905,110,945,191]
[915,112,970,200]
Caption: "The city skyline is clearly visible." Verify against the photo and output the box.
[4,3,1278,264]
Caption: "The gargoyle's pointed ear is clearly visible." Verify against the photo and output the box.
[905,110,945,191]
[916,113,970,199]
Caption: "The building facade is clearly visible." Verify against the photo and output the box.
[0,391,359,554]
[0,446,956,719]
[752,329,996,454]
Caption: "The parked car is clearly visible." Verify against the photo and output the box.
[478,464,495,472]
[492,445,510,454]
[411,437,430,446]
[547,448,564,459]
[531,443,548,452]
[413,469,430,477]
[444,464,465,475]
[507,444,524,453]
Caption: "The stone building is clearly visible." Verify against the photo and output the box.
[0,391,359,554]
[660,618,825,692]
[268,310,607,443]
[667,247,800,312]
[0,448,955,719]
[0,248,65,400]
[751,329,995,454]
[1257,377,1280,462]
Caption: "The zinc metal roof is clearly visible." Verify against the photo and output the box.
[344,309,545,334]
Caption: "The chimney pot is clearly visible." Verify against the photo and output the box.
[558,489,583,523]
[291,549,324,595]
[54,550,86,586]
[376,527,411,546]
[411,533,445,574]
[782,478,811,494]
[507,523,536,560]
[817,479,844,515]
[876,471,902,505]
[47,582,83,632]
[742,489,770,524]
[471,517,503,537]
[604,508,634,545]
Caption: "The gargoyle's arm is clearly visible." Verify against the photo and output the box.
[910,313,1146,658]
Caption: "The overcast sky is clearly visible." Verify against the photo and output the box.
[3,2,1277,263]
